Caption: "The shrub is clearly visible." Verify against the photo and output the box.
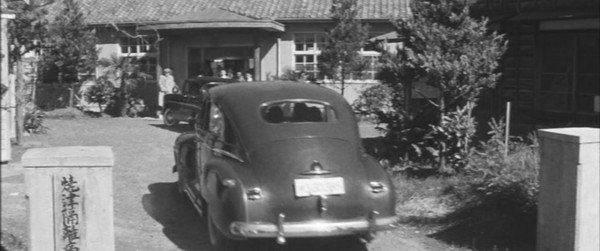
[364,0,507,175]
[23,102,48,134]
[413,102,477,174]
[83,77,115,114]
[353,83,394,120]
[466,118,539,210]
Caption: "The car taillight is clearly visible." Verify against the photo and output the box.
[369,182,385,193]
[246,188,262,200]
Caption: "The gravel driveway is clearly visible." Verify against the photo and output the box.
[1,118,461,251]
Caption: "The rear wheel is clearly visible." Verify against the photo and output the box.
[163,108,179,126]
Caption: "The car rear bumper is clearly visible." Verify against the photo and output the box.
[229,211,398,240]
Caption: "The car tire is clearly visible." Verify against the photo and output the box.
[163,108,179,126]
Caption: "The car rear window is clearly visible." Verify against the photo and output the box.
[261,101,336,123]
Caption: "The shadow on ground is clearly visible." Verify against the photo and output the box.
[149,123,194,134]
[142,182,368,251]
[142,182,212,251]
[427,204,537,251]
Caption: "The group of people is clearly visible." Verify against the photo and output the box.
[218,69,253,82]
[157,67,255,117]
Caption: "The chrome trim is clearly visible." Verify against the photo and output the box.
[229,215,398,238]
[246,188,262,200]
[276,213,286,244]
[299,161,332,175]
[369,182,385,193]
[367,210,379,240]
[222,179,236,188]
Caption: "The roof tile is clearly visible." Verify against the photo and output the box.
[75,0,408,24]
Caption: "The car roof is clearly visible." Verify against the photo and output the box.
[185,76,237,84]
[208,81,361,148]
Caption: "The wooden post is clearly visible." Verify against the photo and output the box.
[537,128,599,251]
[23,146,115,251]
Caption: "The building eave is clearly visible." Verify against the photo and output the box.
[137,20,285,32]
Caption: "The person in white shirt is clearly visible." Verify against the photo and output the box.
[158,67,177,113]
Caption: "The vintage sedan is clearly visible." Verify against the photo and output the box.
[173,81,397,249]
[162,76,235,126]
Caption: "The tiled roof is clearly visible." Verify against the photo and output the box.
[72,0,409,25]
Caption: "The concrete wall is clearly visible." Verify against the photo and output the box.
[537,127,599,251]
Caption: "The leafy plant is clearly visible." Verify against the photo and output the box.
[353,84,395,120]
[414,102,477,174]
[467,117,540,209]
[83,77,115,114]
[363,0,507,174]
[97,54,153,117]
[23,103,48,134]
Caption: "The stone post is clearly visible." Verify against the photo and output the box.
[537,128,599,251]
[23,146,115,251]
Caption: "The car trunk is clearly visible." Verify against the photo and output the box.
[246,137,375,223]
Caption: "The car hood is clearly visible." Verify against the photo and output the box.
[245,137,388,222]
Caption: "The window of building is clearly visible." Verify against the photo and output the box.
[293,33,381,81]
[294,33,325,78]
[356,50,381,81]
[538,32,599,117]
[119,37,158,77]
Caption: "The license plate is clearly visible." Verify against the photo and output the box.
[294,177,345,197]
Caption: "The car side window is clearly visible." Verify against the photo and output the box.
[208,104,244,161]
[209,105,225,138]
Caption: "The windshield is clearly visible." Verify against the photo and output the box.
[261,101,336,124]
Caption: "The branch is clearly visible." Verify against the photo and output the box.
[108,22,163,50]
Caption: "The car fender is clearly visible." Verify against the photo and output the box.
[173,132,197,172]
[360,154,396,216]
[202,158,259,238]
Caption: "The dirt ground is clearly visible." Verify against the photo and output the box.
[1,118,467,251]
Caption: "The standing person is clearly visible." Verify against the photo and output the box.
[219,69,229,79]
[235,72,245,81]
[245,72,254,82]
[158,67,177,117]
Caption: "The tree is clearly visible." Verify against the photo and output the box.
[318,0,369,96]
[96,54,153,117]
[40,0,98,107]
[7,0,50,144]
[374,0,507,173]
[83,76,114,114]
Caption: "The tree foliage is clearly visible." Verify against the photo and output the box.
[7,0,49,63]
[318,0,369,96]
[370,0,507,173]
[83,76,115,114]
[40,0,98,83]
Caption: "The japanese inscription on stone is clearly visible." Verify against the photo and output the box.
[54,174,85,251]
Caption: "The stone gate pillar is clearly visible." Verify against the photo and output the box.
[23,146,115,251]
[537,128,599,251]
